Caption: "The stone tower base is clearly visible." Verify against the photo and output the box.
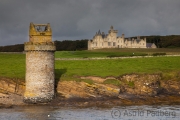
[24,42,55,103]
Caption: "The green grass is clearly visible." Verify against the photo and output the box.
[0,52,180,83]
[82,79,94,84]
[0,53,25,79]
[161,71,180,81]
[127,81,135,87]
[56,56,180,81]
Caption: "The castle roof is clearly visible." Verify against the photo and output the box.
[146,43,154,47]
[98,30,101,35]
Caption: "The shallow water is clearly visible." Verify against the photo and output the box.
[0,105,179,120]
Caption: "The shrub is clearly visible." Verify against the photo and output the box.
[152,53,166,56]
[128,81,135,87]
[107,54,148,58]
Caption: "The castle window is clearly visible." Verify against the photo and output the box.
[108,42,111,46]
[113,42,116,46]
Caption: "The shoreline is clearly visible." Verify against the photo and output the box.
[51,95,180,107]
[1,73,180,108]
[1,95,180,109]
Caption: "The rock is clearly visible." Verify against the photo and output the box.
[0,78,25,105]
[119,74,161,96]
[160,80,180,95]
[80,76,117,83]
[0,103,13,108]
[57,81,120,99]
[80,76,106,83]
[0,78,25,95]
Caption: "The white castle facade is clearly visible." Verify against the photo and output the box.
[88,26,156,50]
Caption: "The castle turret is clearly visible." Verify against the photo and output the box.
[108,26,118,38]
[102,32,105,38]
[122,34,125,38]
[24,23,56,103]
[137,36,140,40]
[97,30,101,35]
[110,25,113,30]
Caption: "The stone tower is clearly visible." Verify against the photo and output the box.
[24,23,56,103]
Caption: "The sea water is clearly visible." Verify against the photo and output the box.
[0,105,179,120]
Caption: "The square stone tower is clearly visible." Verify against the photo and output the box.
[24,23,56,103]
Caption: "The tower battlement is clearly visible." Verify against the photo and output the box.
[29,22,52,43]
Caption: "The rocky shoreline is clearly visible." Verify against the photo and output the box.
[0,73,180,108]
[50,95,180,108]
[1,95,180,108]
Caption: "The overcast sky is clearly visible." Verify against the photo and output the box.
[0,0,180,46]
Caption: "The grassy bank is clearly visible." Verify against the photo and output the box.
[1,52,180,82]
[56,56,180,81]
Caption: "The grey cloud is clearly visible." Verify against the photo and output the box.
[0,0,180,45]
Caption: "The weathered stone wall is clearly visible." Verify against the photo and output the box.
[24,50,55,103]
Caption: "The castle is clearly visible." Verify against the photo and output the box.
[88,26,156,50]
[24,23,56,103]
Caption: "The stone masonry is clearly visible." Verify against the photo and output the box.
[24,23,56,103]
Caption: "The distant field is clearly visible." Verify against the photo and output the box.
[0,52,180,82]
[55,51,147,58]
[55,48,180,58]
[91,48,180,53]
